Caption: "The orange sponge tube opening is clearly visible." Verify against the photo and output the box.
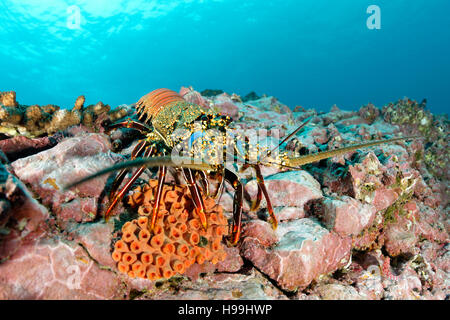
[141,252,153,265]
[122,252,137,265]
[130,241,143,254]
[118,261,129,273]
[114,240,129,253]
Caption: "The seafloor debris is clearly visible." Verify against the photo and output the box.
[112,181,228,280]
[0,91,130,138]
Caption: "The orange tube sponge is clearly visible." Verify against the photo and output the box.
[137,216,148,229]
[118,261,129,273]
[171,259,185,274]
[166,214,177,226]
[162,243,175,255]
[153,224,164,235]
[154,254,168,268]
[130,241,143,254]
[121,221,136,233]
[150,234,164,248]
[122,230,137,243]
[209,213,219,224]
[187,231,200,246]
[147,267,161,281]
[132,261,144,272]
[136,269,146,279]
[169,227,182,241]
[211,256,219,265]
[114,180,229,281]
[141,252,153,265]
[164,190,178,202]
[179,209,189,222]
[112,250,122,262]
[114,240,129,253]
[171,202,183,215]
[175,242,189,257]
[161,267,173,279]
[176,222,188,234]
[138,229,151,242]
[122,252,137,265]
[203,248,213,261]
[196,254,205,265]
[184,258,193,269]
[213,225,226,237]
[211,238,221,252]
[138,204,153,216]
[188,219,201,230]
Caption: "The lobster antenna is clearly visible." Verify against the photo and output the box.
[64,156,216,190]
[263,116,313,159]
[286,136,421,167]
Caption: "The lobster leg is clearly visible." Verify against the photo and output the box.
[196,170,210,197]
[182,168,208,230]
[107,119,152,133]
[250,183,263,212]
[213,171,225,201]
[149,165,167,231]
[241,164,263,212]
[252,165,277,230]
[104,145,155,220]
[224,168,244,246]
[108,140,148,202]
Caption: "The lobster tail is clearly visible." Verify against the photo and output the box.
[136,88,185,122]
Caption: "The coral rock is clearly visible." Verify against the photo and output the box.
[240,219,352,291]
[321,196,377,237]
[10,133,122,225]
[0,91,18,107]
[74,95,86,111]
[245,171,323,221]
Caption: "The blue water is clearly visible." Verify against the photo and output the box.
[0,0,449,115]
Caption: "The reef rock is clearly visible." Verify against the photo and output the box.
[320,196,377,237]
[240,219,352,291]
[245,170,323,221]
[0,163,49,262]
[0,237,123,299]
[10,133,123,225]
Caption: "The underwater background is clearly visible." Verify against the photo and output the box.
[0,0,449,113]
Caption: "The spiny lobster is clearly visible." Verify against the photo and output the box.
[65,88,418,245]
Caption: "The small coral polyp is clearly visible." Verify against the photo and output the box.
[112,180,228,280]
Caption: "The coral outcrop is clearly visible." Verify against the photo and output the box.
[0,91,130,138]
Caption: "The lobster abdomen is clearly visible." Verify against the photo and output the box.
[136,88,209,144]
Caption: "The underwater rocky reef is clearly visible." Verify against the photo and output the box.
[0,87,448,300]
